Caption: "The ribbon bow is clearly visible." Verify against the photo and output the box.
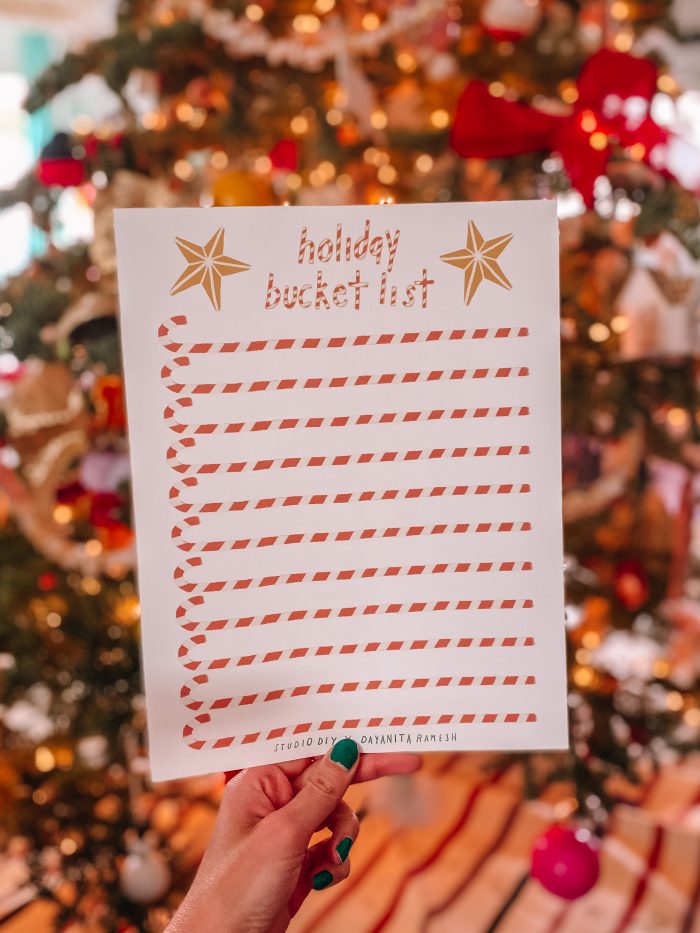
[450,49,670,206]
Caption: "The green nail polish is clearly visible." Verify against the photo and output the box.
[336,837,353,862]
[313,870,334,890]
[330,738,358,770]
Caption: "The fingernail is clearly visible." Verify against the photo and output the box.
[336,837,353,862]
[330,738,358,770]
[313,870,334,890]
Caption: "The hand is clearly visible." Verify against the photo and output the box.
[167,740,420,933]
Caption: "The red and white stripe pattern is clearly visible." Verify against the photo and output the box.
[172,520,533,553]
[164,400,531,436]
[176,596,535,634]
[166,441,530,477]
[174,558,534,595]
[169,481,532,515]
[181,673,537,712]
[183,711,538,751]
[158,314,529,355]
[179,634,536,675]
[160,315,538,751]
[161,362,529,395]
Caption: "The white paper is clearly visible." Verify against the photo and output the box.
[115,201,567,781]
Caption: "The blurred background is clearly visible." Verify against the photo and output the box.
[0,1,699,931]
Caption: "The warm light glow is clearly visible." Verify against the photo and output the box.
[370,110,388,130]
[611,315,629,334]
[317,160,335,181]
[174,159,194,181]
[588,322,610,343]
[245,3,264,21]
[652,659,670,679]
[561,85,579,105]
[286,172,302,191]
[85,539,103,558]
[611,1,630,18]
[667,407,689,429]
[581,631,601,649]
[684,708,700,727]
[53,504,73,525]
[415,153,434,173]
[580,111,597,133]
[488,82,506,98]
[614,29,634,52]
[430,109,450,129]
[293,14,321,33]
[60,838,78,855]
[657,74,678,94]
[396,51,417,73]
[175,101,194,122]
[82,576,102,596]
[573,665,595,687]
[362,12,380,30]
[337,173,353,191]
[666,691,684,712]
[589,131,608,151]
[290,115,309,135]
[377,164,398,185]
[71,115,93,136]
[254,155,272,174]
[628,143,646,160]
[35,746,56,772]
[211,150,229,170]
[314,0,336,12]
[326,108,343,126]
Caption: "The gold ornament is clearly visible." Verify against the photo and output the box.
[212,170,274,207]
[441,220,513,305]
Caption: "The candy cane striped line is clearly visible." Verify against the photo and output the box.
[179,635,536,675]
[166,442,531,477]
[172,520,533,553]
[183,711,538,751]
[163,402,531,436]
[158,315,529,354]
[182,674,537,713]
[161,364,529,395]
[174,559,534,595]
[176,597,535,634]
[169,482,532,515]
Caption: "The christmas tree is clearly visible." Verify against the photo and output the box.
[0,0,699,928]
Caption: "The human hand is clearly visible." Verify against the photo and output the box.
[166,740,420,933]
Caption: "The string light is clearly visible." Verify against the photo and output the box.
[210,150,229,169]
[53,505,73,525]
[370,110,388,130]
[396,51,417,73]
[588,323,610,343]
[245,3,264,21]
[415,154,434,173]
[362,12,380,30]
[430,109,450,129]
[326,108,343,126]
[173,159,194,181]
[293,14,321,33]
[290,115,309,135]
[314,0,335,11]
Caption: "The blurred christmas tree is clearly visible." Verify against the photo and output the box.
[0,0,699,927]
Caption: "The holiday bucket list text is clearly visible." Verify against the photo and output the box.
[264,219,436,311]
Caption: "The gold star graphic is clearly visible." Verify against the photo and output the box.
[170,228,250,311]
[440,221,513,306]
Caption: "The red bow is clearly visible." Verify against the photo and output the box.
[450,49,669,206]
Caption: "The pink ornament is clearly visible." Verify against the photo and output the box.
[531,826,600,900]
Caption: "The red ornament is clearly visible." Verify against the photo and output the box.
[613,559,650,611]
[37,572,58,592]
[269,139,299,172]
[531,826,600,900]
[450,49,672,206]
[37,157,85,188]
[92,375,126,433]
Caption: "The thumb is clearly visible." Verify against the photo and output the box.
[278,739,360,842]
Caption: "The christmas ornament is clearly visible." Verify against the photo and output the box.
[212,171,274,207]
[450,49,674,206]
[119,835,171,904]
[37,133,85,188]
[269,139,298,172]
[80,450,131,493]
[615,232,700,361]
[91,375,127,433]
[531,826,600,900]
[613,558,650,612]
[480,0,542,42]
